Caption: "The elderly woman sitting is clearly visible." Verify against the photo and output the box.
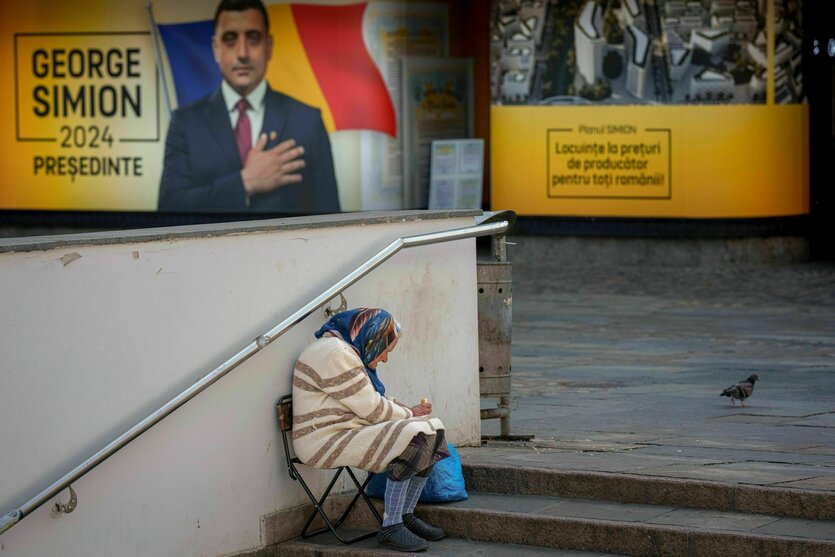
[292,308,450,552]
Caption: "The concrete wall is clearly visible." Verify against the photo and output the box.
[0,211,482,556]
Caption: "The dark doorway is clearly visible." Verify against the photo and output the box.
[805,1,835,260]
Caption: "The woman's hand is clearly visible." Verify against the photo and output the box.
[410,401,432,416]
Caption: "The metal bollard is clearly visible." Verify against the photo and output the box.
[477,235,513,437]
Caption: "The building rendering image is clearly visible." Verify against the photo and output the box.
[490,0,804,105]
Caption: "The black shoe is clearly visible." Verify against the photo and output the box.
[377,522,429,552]
[403,513,446,541]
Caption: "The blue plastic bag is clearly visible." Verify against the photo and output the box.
[365,443,468,503]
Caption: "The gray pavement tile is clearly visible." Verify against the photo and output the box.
[775,477,835,491]
[575,432,676,443]
[745,333,835,346]
[752,517,835,540]
[447,492,563,514]
[714,461,835,478]
[782,413,835,428]
[627,462,831,485]
[459,445,558,459]
[521,440,647,452]
[461,443,728,472]
[407,537,487,556]
[289,530,378,547]
[645,508,779,532]
[799,446,835,456]
[710,414,800,424]
[539,498,675,523]
[484,451,721,474]
[471,546,619,557]
[629,443,835,467]
[283,535,621,556]
[644,436,827,453]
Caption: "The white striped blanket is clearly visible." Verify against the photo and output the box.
[292,336,445,473]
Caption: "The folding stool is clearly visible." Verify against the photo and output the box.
[276,394,383,543]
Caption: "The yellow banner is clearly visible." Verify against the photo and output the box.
[491,104,809,218]
[0,1,165,211]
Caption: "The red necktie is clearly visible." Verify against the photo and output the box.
[235,98,252,165]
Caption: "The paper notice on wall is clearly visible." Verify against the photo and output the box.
[428,139,483,210]
[402,57,474,208]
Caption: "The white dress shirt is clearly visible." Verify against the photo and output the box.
[221,79,267,148]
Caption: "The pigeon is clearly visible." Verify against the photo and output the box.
[720,374,759,406]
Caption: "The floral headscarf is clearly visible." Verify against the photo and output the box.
[314,308,401,395]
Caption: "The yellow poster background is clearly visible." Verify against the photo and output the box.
[0,0,170,211]
[491,104,809,218]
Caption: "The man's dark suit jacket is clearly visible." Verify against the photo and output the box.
[158,86,340,213]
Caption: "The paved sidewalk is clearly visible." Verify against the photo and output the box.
[474,240,835,492]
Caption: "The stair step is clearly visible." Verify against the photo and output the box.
[413,491,835,556]
[274,490,835,556]
[263,460,835,556]
[461,462,835,520]
[280,534,622,556]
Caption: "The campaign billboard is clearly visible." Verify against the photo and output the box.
[489,0,808,218]
[0,0,452,214]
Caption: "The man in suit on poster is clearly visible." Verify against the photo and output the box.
[158,0,340,213]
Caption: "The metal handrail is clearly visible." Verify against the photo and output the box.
[0,211,515,536]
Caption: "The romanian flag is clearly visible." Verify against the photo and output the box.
[157,20,221,106]
[158,3,395,137]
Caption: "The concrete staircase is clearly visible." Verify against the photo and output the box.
[271,463,835,556]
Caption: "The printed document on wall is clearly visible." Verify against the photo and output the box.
[429,139,484,210]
